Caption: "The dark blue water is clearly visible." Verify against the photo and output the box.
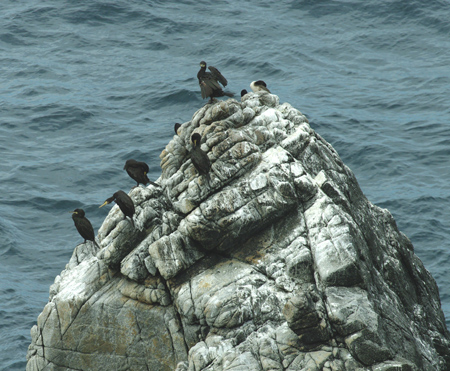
[1,1,449,369]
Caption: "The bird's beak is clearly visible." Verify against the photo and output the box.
[71,211,77,214]
[144,172,147,175]
[99,201,108,208]
[193,139,197,147]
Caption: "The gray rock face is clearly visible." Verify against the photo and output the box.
[27,93,450,371]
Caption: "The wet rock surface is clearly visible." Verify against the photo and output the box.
[27,93,450,370]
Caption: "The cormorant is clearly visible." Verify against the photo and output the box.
[124,159,160,188]
[241,89,248,97]
[191,133,211,182]
[250,80,271,93]
[197,61,233,103]
[71,208,100,248]
[174,123,181,135]
[99,190,135,228]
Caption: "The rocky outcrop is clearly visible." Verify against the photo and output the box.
[26,93,450,371]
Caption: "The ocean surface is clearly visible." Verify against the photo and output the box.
[1,0,450,369]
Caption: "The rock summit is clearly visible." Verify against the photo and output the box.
[27,92,450,370]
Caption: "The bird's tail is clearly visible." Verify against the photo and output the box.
[148,180,161,188]
[129,217,135,229]
[204,172,211,187]
[94,240,101,249]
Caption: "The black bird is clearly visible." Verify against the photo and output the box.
[174,123,182,135]
[124,159,159,188]
[250,80,271,93]
[241,89,248,97]
[197,61,234,103]
[71,209,100,248]
[191,133,211,182]
[99,190,135,228]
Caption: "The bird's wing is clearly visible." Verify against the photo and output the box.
[202,73,222,89]
[127,166,142,180]
[191,149,211,175]
[199,80,213,99]
[77,218,95,241]
[139,162,150,173]
[208,66,228,87]
[116,193,135,217]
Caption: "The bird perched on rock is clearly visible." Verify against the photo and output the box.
[250,80,271,93]
[191,133,211,182]
[71,208,100,248]
[124,159,160,188]
[241,89,248,97]
[174,123,181,135]
[197,61,234,103]
[99,190,135,228]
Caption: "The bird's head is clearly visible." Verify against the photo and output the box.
[99,197,114,208]
[174,123,181,135]
[200,61,206,68]
[191,133,202,148]
[71,208,85,217]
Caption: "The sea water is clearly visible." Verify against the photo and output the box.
[1,1,449,369]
